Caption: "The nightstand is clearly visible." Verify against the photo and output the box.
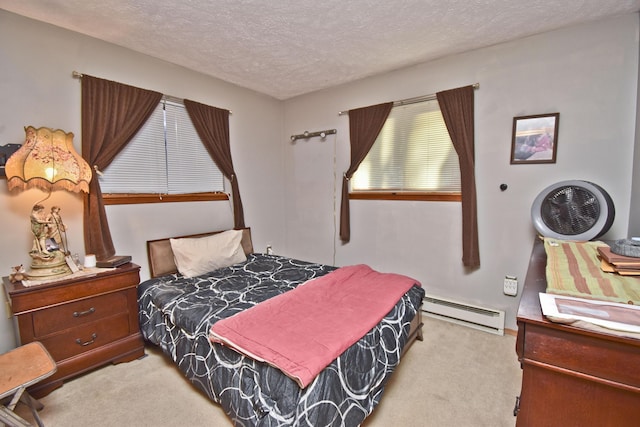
[3,263,145,397]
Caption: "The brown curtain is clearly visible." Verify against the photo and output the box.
[184,99,245,229]
[81,75,163,260]
[436,85,479,268]
[339,102,393,242]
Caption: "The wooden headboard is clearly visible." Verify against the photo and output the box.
[147,227,253,278]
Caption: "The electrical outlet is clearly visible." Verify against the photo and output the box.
[266,245,273,255]
[504,275,518,296]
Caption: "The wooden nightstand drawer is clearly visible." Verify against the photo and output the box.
[40,313,131,361]
[32,292,128,337]
[3,264,145,397]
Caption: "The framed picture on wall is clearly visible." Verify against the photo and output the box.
[510,113,559,164]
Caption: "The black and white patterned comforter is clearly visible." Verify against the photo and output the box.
[138,253,424,427]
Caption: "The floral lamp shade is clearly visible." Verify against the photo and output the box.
[5,126,92,193]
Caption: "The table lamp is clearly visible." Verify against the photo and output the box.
[5,126,92,280]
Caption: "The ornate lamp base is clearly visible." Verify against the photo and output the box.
[26,251,72,280]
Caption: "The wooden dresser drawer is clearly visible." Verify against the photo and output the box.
[32,292,128,337]
[524,323,640,389]
[40,313,131,361]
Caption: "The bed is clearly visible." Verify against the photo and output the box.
[138,228,424,426]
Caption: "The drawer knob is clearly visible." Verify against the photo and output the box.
[75,333,97,346]
[73,307,96,317]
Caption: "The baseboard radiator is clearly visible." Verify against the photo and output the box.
[422,296,505,336]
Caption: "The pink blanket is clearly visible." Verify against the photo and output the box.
[209,264,420,388]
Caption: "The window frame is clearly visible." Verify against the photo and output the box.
[100,99,227,205]
[349,191,460,202]
[102,192,228,205]
[349,98,461,202]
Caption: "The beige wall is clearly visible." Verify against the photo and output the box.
[1,10,638,351]
[282,13,639,331]
[0,10,286,351]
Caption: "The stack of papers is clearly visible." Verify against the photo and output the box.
[539,292,640,334]
[597,245,640,276]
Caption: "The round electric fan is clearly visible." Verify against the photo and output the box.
[531,180,615,241]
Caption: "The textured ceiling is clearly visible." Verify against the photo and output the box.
[2,1,640,100]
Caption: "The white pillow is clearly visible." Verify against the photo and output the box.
[170,230,247,278]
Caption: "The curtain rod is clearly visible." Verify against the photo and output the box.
[290,128,336,142]
[337,83,480,116]
[72,71,232,114]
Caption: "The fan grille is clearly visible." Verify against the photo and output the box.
[540,185,601,235]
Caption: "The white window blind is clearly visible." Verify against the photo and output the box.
[100,100,224,194]
[351,99,460,193]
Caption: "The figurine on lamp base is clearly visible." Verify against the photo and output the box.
[25,203,72,280]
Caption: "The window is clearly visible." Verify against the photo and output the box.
[350,99,460,201]
[100,100,226,203]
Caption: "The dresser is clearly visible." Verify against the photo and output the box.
[515,239,640,426]
[3,264,145,397]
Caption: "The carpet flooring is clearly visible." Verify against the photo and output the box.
[16,316,521,426]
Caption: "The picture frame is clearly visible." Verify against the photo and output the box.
[510,113,559,164]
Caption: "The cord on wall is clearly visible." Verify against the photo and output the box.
[331,132,338,266]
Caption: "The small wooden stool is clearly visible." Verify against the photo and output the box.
[0,342,57,427]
